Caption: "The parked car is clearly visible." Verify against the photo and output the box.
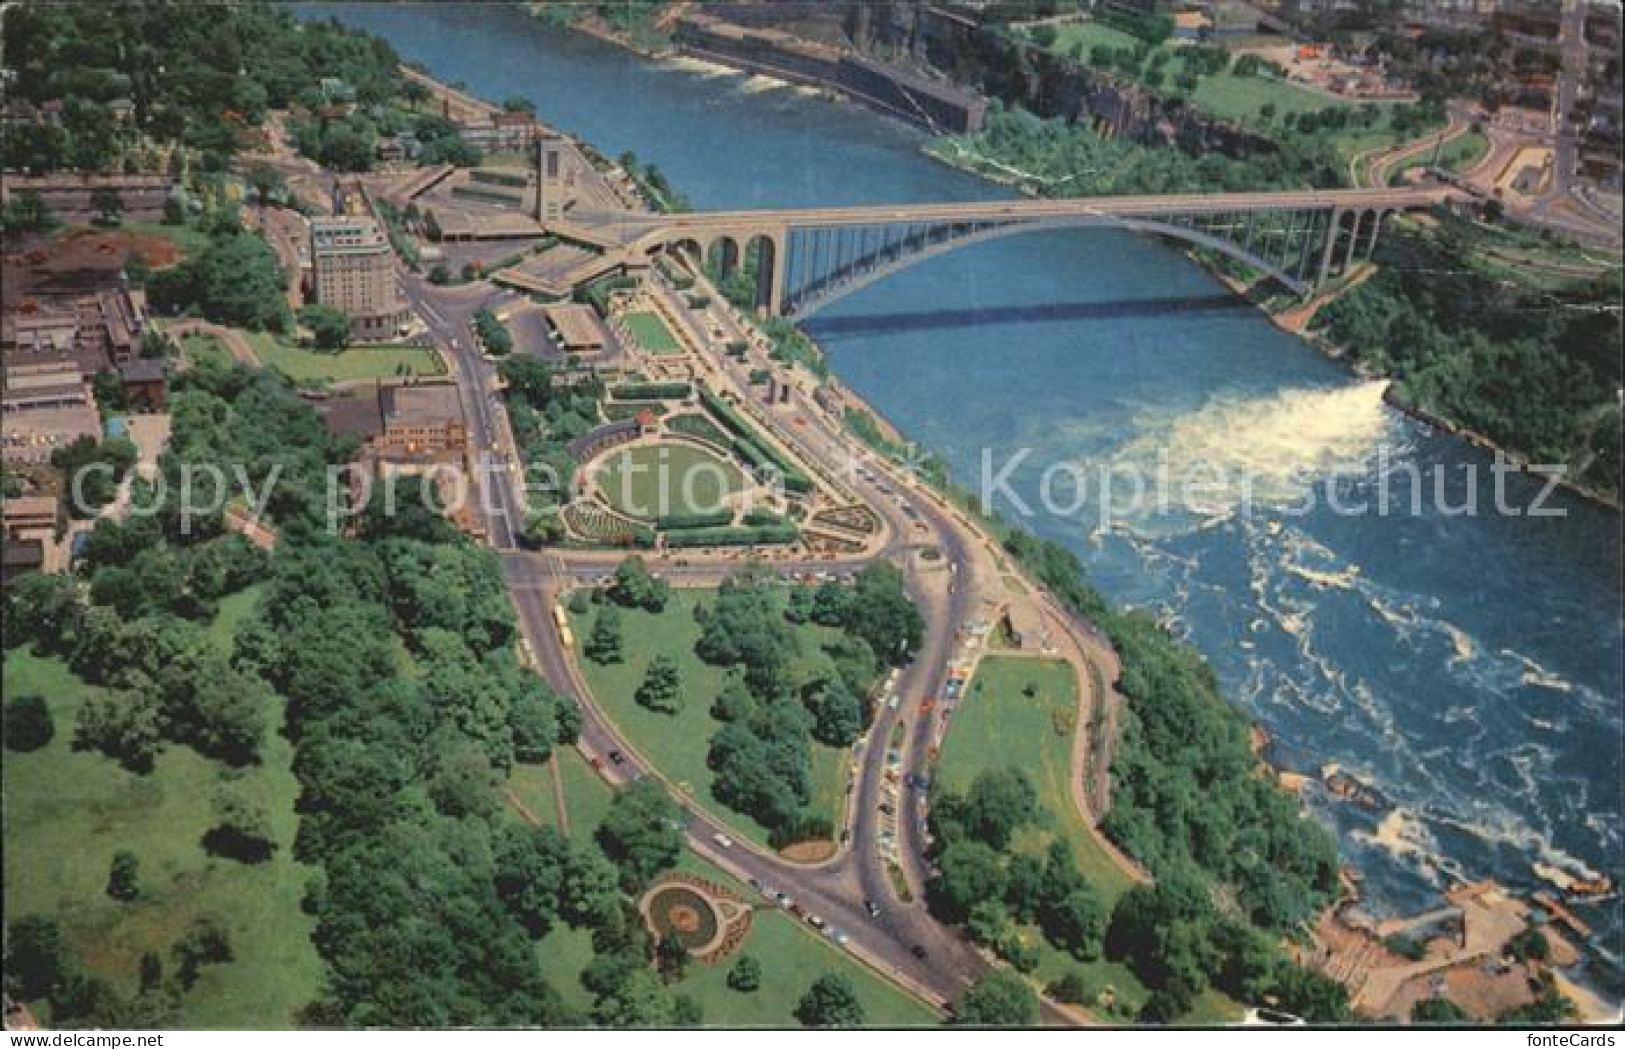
[608,750,626,766]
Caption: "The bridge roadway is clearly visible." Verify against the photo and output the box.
[581,185,1454,242]
[410,268,1085,1022]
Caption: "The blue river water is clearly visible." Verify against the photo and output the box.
[308,3,1622,989]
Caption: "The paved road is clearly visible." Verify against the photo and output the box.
[591,186,1454,244]
[404,262,1089,1022]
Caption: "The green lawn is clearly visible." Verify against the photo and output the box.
[518,764,937,1026]
[939,656,1243,1024]
[592,442,745,521]
[244,332,444,383]
[506,747,617,838]
[1,589,323,1028]
[1187,71,1355,126]
[622,311,683,354]
[1043,21,1141,57]
[531,847,938,1026]
[179,333,235,370]
[1389,128,1490,184]
[939,656,1133,903]
[568,589,856,850]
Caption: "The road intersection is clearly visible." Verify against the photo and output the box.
[400,241,1134,1022]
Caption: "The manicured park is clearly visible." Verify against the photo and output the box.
[245,332,445,383]
[938,655,1242,1023]
[622,311,683,354]
[592,442,746,520]
[1,589,322,1028]
[516,748,935,1025]
[567,589,855,850]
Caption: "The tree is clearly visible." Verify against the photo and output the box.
[655,930,690,982]
[146,232,290,332]
[492,824,567,936]
[509,677,561,764]
[929,840,1008,924]
[610,556,670,611]
[961,767,1037,849]
[245,161,285,206]
[1411,996,1467,1024]
[953,969,1039,1026]
[1271,964,1351,1024]
[2,190,57,233]
[73,689,164,772]
[1041,887,1105,961]
[5,915,70,1001]
[726,953,761,992]
[298,304,350,351]
[595,779,683,892]
[839,562,922,666]
[202,787,277,862]
[635,653,684,714]
[795,974,865,1028]
[428,745,501,820]
[106,851,140,901]
[803,674,863,746]
[585,606,624,664]
[557,843,620,927]
[171,918,232,989]
[91,186,124,225]
[3,694,54,751]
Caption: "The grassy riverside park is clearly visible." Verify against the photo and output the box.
[622,311,684,354]
[567,589,856,851]
[1,589,323,1028]
[516,749,937,1025]
[936,655,1241,1022]
[244,332,445,383]
[592,442,746,520]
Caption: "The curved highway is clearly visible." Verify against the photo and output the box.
[406,252,1089,1022]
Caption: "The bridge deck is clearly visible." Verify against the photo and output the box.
[589,185,1452,240]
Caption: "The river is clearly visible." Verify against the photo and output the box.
[306,2,1623,990]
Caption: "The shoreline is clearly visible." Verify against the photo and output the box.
[925,143,1621,514]
[429,14,1615,1017]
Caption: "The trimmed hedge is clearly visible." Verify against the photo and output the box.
[450,185,523,206]
[698,388,812,494]
[471,169,529,188]
[655,509,734,530]
[663,524,798,548]
[610,381,691,401]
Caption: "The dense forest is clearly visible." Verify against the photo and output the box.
[1315,217,1622,499]
[0,363,706,1027]
[1,2,401,173]
[991,530,1347,1021]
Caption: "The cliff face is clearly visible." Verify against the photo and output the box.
[912,8,1279,158]
[682,1,1277,155]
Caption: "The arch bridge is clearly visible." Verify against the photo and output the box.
[573,186,1451,318]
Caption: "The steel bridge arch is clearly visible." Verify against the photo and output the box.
[781,212,1321,319]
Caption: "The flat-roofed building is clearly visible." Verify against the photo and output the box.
[376,383,468,458]
[310,216,410,341]
[543,303,607,352]
[2,361,100,464]
[2,494,61,541]
[0,174,176,224]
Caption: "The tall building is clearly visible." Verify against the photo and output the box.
[535,133,569,224]
[309,216,409,341]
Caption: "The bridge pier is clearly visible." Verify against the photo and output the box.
[1343,209,1369,274]
[757,230,786,317]
[1364,209,1386,260]
[1316,207,1344,289]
